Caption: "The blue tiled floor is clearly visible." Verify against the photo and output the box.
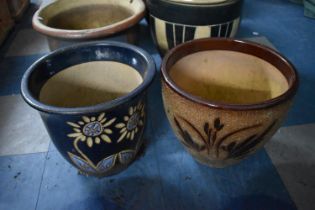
[0,54,45,96]
[0,153,46,210]
[0,0,314,209]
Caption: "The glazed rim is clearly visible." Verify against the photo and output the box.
[166,0,235,5]
[21,41,156,115]
[32,0,145,39]
[161,38,299,110]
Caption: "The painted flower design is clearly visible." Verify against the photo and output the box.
[115,102,145,143]
[67,113,116,148]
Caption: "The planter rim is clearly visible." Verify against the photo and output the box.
[21,41,156,115]
[151,0,240,7]
[32,0,145,40]
[161,38,299,111]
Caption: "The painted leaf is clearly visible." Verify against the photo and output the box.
[68,152,96,174]
[227,120,277,159]
[214,118,224,130]
[207,128,213,146]
[226,141,236,152]
[228,135,258,159]
[119,150,135,165]
[204,122,209,135]
[174,117,206,151]
[97,155,116,173]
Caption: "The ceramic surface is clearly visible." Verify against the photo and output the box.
[161,38,299,167]
[21,42,156,177]
[32,0,145,51]
[147,0,243,55]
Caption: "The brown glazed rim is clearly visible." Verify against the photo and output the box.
[161,38,299,110]
[32,0,145,40]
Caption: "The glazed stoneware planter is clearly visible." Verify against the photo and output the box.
[161,38,299,168]
[147,0,243,55]
[21,42,156,177]
[32,0,145,51]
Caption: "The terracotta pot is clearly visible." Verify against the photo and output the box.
[32,0,146,51]
[161,38,299,168]
[21,42,156,177]
[147,0,243,55]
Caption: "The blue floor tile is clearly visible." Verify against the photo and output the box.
[0,54,45,96]
[0,153,46,210]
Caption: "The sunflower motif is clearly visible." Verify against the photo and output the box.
[115,102,145,143]
[67,113,116,148]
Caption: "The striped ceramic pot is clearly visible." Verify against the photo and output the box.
[147,0,243,55]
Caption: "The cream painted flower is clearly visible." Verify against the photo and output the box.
[115,102,145,143]
[67,113,116,148]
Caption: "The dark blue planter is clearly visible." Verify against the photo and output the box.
[21,42,156,177]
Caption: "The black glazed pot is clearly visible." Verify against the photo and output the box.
[147,0,243,55]
[21,42,156,177]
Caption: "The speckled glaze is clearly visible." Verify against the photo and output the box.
[147,0,243,55]
[21,42,156,177]
[32,0,145,51]
[161,38,299,167]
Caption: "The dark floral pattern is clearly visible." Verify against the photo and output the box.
[174,115,277,160]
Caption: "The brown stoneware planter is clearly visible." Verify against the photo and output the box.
[32,0,145,51]
[161,38,299,168]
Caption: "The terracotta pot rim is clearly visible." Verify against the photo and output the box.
[161,38,299,111]
[21,41,156,115]
[32,0,145,40]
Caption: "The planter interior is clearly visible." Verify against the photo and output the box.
[163,38,298,109]
[169,50,289,105]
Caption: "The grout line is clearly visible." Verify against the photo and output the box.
[0,151,48,158]
[34,150,49,210]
